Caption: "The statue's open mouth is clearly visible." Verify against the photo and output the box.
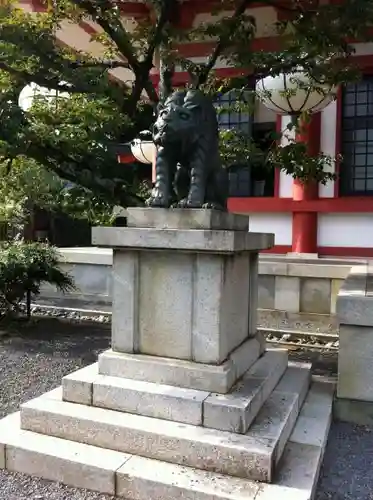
[154,129,176,146]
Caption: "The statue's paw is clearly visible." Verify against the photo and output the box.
[202,202,224,211]
[146,196,169,208]
[178,195,206,209]
[184,197,205,209]
[177,198,189,208]
[146,190,170,208]
[187,201,204,209]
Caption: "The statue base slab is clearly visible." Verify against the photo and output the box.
[126,207,250,230]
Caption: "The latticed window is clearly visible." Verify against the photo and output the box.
[227,166,251,197]
[215,90,253,196]
[340,77,373,195]
[214,90,253,134]
[214,89,275,197]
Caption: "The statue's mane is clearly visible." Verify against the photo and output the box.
[162,90,186,108]
[156,89,219,148]
[184,90,219,140]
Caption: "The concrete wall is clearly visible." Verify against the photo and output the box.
[36,248,360,320]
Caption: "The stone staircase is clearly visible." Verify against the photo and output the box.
[0,347,333,500]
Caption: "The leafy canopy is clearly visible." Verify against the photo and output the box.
[0,0,372,199]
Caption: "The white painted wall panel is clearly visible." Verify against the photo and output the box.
[279,116,294,198]
[319,101,337,198]
[318,213,373,247]
[254,102,276,124]
[352,42,373,56]
[249,213,292,246]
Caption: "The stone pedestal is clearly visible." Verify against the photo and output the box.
[0,209,335,500]
[92,209,272,391]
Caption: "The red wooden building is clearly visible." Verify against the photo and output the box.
[20,0,373,257]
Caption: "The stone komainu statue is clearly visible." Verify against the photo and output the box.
[146,89,228,210]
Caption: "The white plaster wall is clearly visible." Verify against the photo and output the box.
[249,213,292,246]
[18,0,33,12]
[193,10,235,27]
[319,100,337,198]
[247,7,278,37]
[318,214,373,247]
[254,102,276,124]
[352,42,373,56]
[56,21,136,84]
[279,115,294,198]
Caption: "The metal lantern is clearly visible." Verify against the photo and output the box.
[18,82,70,112]
[255,71,335,115]
[130,131,156,164]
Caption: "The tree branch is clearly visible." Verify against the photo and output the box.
[196,0,256,87]
[0,61,90,94]
[158,57,174,103]
[23,138,141,206]
[69,0,158,109]
[130,0,176,108]
[144,0,176,68]
[69,0,140,70]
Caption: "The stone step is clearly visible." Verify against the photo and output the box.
[0,379,334,500]
[19,393,274,481]
[97,337,262,394]
[0,412,130,496]
[62,350,288,431]
[203,349,288,433]
[277,380,334,498]
[63,362,210,426]
[248,362,311,466]
[20,362,310,482]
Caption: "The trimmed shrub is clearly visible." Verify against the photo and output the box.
[0,241,75,318]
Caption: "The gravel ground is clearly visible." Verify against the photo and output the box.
[0,318,370,500]
[315,423,373,500]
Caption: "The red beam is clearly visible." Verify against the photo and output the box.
[150,67,248,87]
[172,0,300,14]
[117,2,149,16]
[175,36,284,59]
[118,153,135,164]
[228,196,373,213]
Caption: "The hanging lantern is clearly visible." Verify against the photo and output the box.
[130,131,156,164]
[18,82,70,112]
[256,71,335,115]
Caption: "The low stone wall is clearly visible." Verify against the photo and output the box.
[258,256,354,317]
[36,248,360,323]
[38,248,113,312]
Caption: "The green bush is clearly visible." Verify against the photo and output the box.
[0,241,75,318]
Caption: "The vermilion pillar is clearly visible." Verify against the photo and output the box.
[291,113,321,254]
